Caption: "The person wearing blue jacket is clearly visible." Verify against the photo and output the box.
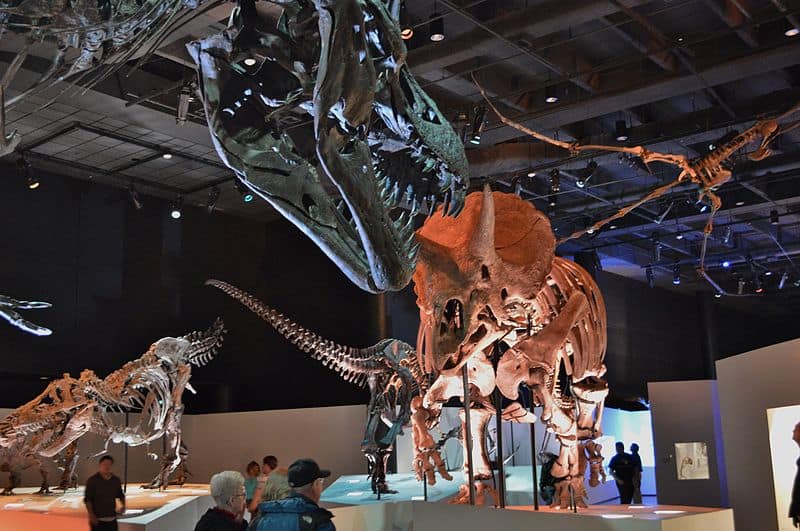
[254,458,335,531]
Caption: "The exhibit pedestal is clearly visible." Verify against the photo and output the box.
[331,500,735,531]
[0,484,213,531]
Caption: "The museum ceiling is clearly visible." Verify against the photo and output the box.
[2,0,800,305]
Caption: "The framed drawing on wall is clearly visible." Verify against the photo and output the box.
[675,442,710,480]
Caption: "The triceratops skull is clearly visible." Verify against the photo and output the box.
[413,187,555,374]
[189,0,468,293]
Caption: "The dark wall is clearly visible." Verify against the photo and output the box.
[0,165,375,412]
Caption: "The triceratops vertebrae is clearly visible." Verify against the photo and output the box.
[0,319,225,494]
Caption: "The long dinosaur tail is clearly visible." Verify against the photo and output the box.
[205,279,389,387]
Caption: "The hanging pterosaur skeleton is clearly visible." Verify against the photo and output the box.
[0,292,51,336]
[476,80,800,294]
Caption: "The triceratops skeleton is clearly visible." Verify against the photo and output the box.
[412,187,609,508]
[189,0,469,294]
[205,279,424,494]
[0,292,51,336]
[0,319,225,494]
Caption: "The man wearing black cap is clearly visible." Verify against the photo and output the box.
[254,458,335,531]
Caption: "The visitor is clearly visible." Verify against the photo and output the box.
[248,467,291,514]
[790,421,800,529]
[244,461,261,507]
[254,458,335,531]
[194,471,248,531]
[262,455,278,477]
[608,442,635,504]
[630,442,643,504]
[84,455,125,531]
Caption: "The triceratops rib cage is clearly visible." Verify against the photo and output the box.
[180,318,226,367]
[205,280,388,386]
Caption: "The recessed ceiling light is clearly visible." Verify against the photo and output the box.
[527,171,536,178]
[243,57,257,66]
[675,233,684,240]
[162,153,173,160]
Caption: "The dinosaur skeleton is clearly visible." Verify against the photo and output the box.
[476,80,800,293]
[205,279,427,494]
[190,0,468,293]
[0,0,209,114]
[0,292,51,336]
[0,319,225,494]
[412,188,608,508]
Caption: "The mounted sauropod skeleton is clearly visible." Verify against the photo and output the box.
[412,187,609,508]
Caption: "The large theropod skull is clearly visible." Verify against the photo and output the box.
[413,188,555,374]
[189,0,468,293]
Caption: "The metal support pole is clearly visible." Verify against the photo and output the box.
[123,412,129,493]
[461,364,477,506]
[423,474,428,501]
[492,343,506,508]
[529,389,539,510]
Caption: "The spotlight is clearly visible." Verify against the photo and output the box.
[243,57,257,66]
[400,2,413,40]
[754,275,763,293]
[544,86,559,104]
[735,200,745,206]
[675,233,684,240]
[176,82,194,126]
[429,12,445,42]
[646,266,655,288]
[714,292,722,299]
[609,224,618,230]
[652,234,662,263]
[614,120,629,142]
[586,227,595,235]
[128,184,143,210]
[770,209,779,225]
[469,106,487,145]
[236,180,254,203]
[17,153,39,190]
[722,226,733,246]
[708,143,716,151]
[549,168,560,194]
[162,153,173,160]
[576,161,598,188]
[779,271,789,290]
[722,259,731,269]
[765,270,773,277]
[527,170,537,178]
[206,186,221,214]
[548,195,557,208]
[695,199,708,213]
[672,264,681,285]
[170,197,183,220]
[786,24,800,37]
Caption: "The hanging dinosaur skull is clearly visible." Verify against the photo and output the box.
[189,0,469,293]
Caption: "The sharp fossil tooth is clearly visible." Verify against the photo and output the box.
[427,195,438,217]
[441,191,451,217]
[408,241,421,259]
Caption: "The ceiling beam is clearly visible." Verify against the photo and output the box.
[478,40,800,146]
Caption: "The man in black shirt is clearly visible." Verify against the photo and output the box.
[608,442,635,504]
[84,455,125,531]
[791,421,800,528]
[630,442,643,504]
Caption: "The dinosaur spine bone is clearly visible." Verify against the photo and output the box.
[205,280,385,386]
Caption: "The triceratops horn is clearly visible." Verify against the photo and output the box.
[468,184,496,260]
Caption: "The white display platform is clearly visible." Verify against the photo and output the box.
[322,465,649,506]
[0,484,214,531]
[331,500,735,531]
[322,472,460,505]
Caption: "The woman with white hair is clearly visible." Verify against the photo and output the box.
[194,471,248,531]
